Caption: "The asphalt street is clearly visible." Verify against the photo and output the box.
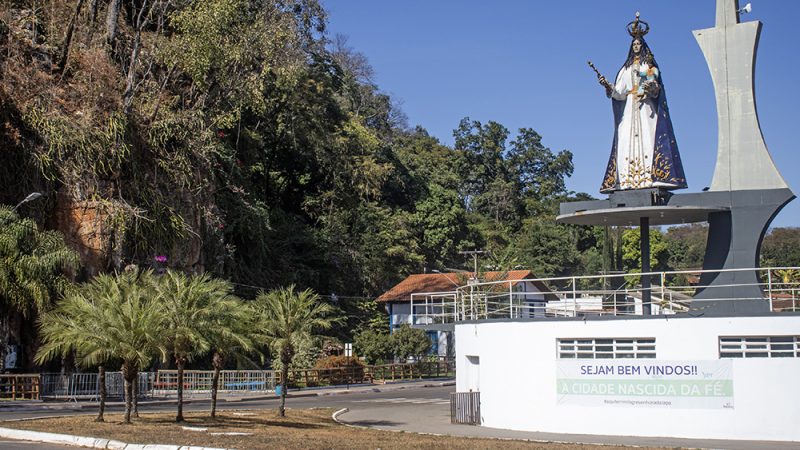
[2,384,800,450]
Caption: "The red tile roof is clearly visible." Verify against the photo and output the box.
[376,270,535,303]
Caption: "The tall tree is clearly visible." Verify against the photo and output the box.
[254,285,340,417]
[0,206,79,370]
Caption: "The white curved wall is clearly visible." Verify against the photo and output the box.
[455,315,800,441]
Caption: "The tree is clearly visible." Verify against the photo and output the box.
[761,228,800,268]
[254,285,341,417]
[207,298,259,419]
[38,269,163,424]
[390,325,431,361]
[622,228,670,272]
[154,271,251,422]
[0,206,79,370]
[664,224,708,270]
[354,328,391,364]
[516,219,582,278]
[507,128,574,215]
[36,290,114,422]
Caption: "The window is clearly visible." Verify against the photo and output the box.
[719,336,799,358]
[557,338,656,359]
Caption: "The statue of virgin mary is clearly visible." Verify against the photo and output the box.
[599,13,687,193]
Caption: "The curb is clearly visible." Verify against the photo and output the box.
[0,426,228,450]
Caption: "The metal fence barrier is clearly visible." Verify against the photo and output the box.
[451,391,481,425]
[32,361,455,401]
[153,370,277,397]
[40,372,153,401]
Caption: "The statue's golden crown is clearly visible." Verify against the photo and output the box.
[627,12,650,39]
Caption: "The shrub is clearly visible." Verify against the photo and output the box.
[314,355,365,385]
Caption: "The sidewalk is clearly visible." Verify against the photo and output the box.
[337,399,800,450]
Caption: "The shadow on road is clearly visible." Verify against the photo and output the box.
[348,419,405,427]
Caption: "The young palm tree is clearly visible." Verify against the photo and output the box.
[36,269,163,424]
[207,299,260,419]
[36,291,113,421]
[155,271,249,422]
[254,285,341,417]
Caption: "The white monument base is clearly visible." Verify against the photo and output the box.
[455,315,800,442]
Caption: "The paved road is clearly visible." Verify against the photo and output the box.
[2,384,800,450]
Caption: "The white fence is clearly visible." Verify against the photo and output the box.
[411,267,800,324]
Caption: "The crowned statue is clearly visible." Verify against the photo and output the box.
[592,13,687,193]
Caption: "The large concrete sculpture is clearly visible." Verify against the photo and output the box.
[557,0,794,314]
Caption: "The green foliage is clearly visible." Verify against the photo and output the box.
[154,271,252,366]
[761,228,800,268]
[516,219,581,278]
[0,206,79,317]
[664,224,708,270]
[622,228,670,272]
[354,328,391,364]
[390,325,431,360]
[253,284,342,415]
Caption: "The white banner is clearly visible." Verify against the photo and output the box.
[556,360,734,409]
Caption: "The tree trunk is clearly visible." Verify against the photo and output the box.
[132,374,139,418]
[105,0,121,50]
[279,347,292,418]
[95,365,106,422]
[56,0,85,74]
[210,351,223,418]
[176,356,186,422]
[279,363,288,417]
[122,362,133,424]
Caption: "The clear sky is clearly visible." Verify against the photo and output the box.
[324,1,800,228]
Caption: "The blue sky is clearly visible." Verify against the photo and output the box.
[324,1,800,228]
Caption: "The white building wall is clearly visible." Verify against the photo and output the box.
[456,315,800,441]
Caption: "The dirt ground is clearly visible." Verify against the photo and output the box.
[3,408,674,450]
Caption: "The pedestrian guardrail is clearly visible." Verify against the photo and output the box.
[40,372,152,401]
[153,370,276,396]
[31,360,455,400]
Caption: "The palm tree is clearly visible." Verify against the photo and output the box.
[154,271,250,422]
[207,299,260,418]
[37,269,163,424]
[36,291,114,421]
[0,206,79,370]
[254,285,341,417]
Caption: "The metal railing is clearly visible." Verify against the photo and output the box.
[40,372,153,401]
[30,361,455,400]
[411,267,800,324]
[153,370,276,396]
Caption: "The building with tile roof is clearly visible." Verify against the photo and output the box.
[376,270,552,358]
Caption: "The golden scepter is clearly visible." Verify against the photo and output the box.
[588,60,612,90]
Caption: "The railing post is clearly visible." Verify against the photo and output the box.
[767,269,773,311]
[661,272,666,313]
[410,295,415,326]
[509,281,513,318]
[572,277,577,316]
